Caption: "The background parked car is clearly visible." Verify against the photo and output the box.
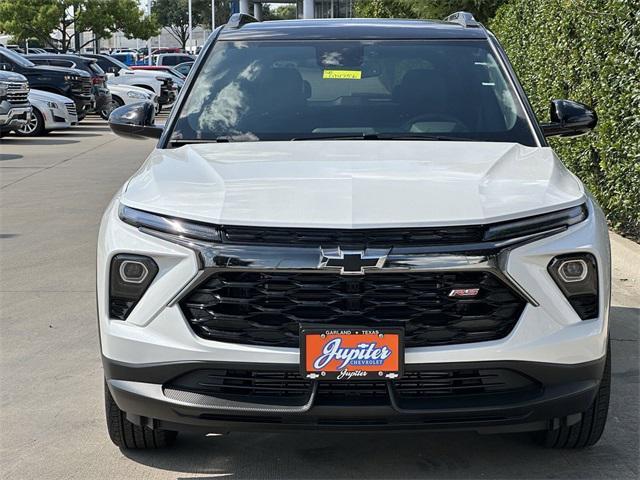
[139,53,195,66]
[110,52,136,66]
[84,54,176,110]
[0,69,31,137]
[174,61,194,76]
[14,89,77,136]
[103,83,158,118]
[26,54,112,119]
[129,65,185,89]
[0,47,92,120]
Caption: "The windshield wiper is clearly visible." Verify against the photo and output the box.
[291,133,476,141]
[375,133,477,141]
[291,133,379,141]
[169,134,260,146]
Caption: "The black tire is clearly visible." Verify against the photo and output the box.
[104,381,177,449]
[15,109,46,137]
[532,340,611,449]
[100,96,124,120]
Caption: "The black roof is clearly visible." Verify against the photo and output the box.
[219,18,487,41]
[26,53,98,64]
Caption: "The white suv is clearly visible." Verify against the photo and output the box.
[99,13,610,450]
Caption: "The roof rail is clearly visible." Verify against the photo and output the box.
[443,11,479,28]
[226,13,259,29]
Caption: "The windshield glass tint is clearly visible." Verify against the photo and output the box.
[171,40,536,145]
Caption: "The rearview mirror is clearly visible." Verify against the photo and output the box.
[541,99,597,137]
[0,63,13,71]
[108,101,163,140]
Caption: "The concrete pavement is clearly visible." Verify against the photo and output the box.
[0,120,638,479]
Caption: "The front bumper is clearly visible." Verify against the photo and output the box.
[104,357,605,433]
[0,105,31,130]
[98,194,611,432]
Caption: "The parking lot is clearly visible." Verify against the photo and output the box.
[0,118,638,479]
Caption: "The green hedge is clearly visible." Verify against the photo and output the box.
[490,0,640,238]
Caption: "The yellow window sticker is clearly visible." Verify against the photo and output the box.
[323,70,362,80]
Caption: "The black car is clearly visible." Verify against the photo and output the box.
[27,54,112,119]
[0,47,93,120]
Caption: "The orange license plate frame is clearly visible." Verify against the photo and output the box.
[300,328,404,381]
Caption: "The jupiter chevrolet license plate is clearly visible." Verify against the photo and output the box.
[300,328,403,380]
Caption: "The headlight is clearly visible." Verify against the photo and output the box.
[548,253,598,320]
[46,101,60,109]
[119,205,221,242]
[109,254,158,320]
[483,204,587,242]
[64,75,82,81]
[126,90,146,99]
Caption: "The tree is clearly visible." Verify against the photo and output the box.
[0,0,158,52]
[262,4,297,20]
[199,0,231,30]
[152,0,206,50]
[354,0,506,23]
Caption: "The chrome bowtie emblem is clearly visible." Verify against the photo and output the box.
[319,248,388,275]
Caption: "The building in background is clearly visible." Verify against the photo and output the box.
[240,1,354,20]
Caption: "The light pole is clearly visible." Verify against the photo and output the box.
[188,0,193,54]
[211,0,215,32]
[147,0,152,65]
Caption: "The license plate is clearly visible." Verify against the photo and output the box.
[300,328,403,380]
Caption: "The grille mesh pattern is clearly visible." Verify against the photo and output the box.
[165,368,539,407]
[65,102,77,117]
[180,271,525,348]
[221,225,484,247]
[6,82,29,103]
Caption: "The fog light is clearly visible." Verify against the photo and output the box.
[558,259,587,282]
[548,253,598,320]
[109,254,158,320]
[119,260,149,284]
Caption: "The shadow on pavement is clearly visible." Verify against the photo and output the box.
[0,154,23,161]
[0,138,80,146]
[50,132,103,138]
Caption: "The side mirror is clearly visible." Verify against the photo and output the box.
[541,99,597,137]
[105,72,115,82]
[108,101,163,140]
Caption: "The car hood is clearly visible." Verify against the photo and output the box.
[124,69,172,79]
[29,89,72,103]
[0,71,28,82]
[107,83,151,97]
[34,65,88,77]
[121,141,585,228]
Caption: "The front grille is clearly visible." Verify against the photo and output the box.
[167,369,312,405]
[220,225,485,248]
[6,82,29,104]
[65,102,77,117]
[71,78,92,95]
[180,271,525,348]
[165,367,540,407]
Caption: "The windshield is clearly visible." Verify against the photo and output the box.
[170,40,536,146]
[0,48,35,68]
